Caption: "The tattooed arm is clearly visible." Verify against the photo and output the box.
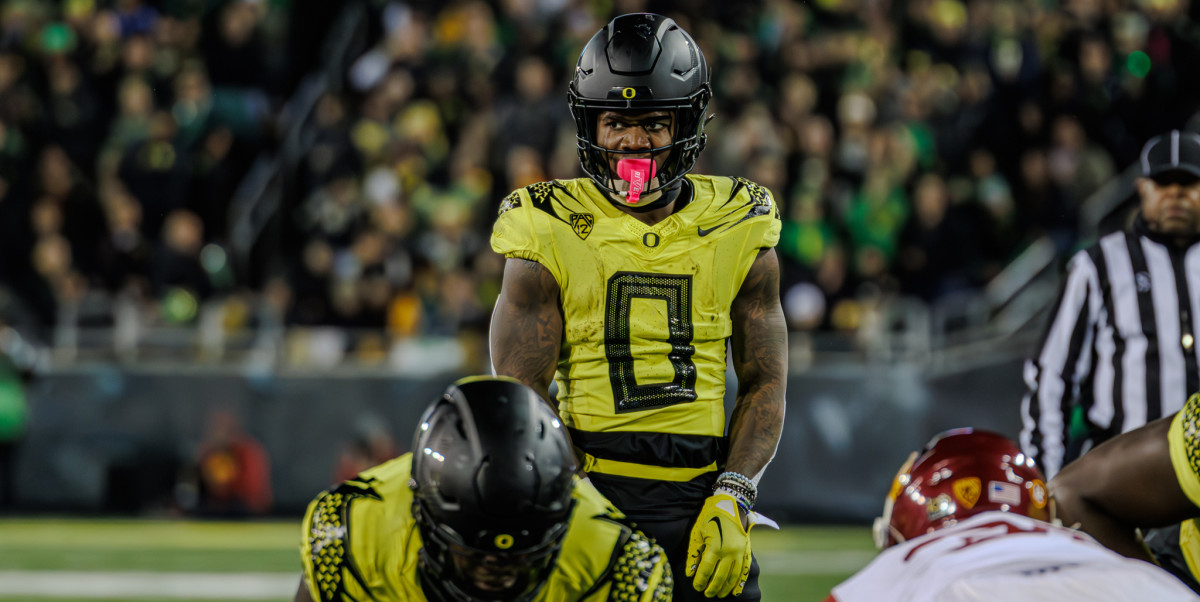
[726,248,788,484]
[489,257,563,405]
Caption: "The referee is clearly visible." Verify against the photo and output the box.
[1021,129,1200,479]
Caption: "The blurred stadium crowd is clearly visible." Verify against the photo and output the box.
[1,0,1199,361]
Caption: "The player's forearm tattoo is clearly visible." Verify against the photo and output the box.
[491,259,563,404]
[726,249,788,479]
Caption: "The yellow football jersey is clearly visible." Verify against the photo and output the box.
[490,176,781,510]
[1167,392,1200,583]
[300,454,672,601]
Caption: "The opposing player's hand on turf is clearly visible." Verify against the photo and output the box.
[686,492,751,597]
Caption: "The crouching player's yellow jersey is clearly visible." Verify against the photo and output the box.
[490,175,781,517]
[299,454,672,601]
[1166,393,1200,590]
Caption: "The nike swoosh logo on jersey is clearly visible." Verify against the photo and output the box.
[697,223,730,237]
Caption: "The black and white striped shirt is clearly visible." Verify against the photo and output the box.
[1020,216,1200,478]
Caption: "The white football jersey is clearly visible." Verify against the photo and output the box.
[829,512,1199,602]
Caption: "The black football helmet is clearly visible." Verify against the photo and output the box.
[411,376,578,602]
[568,13,712,204]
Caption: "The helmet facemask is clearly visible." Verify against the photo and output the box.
[414,496,572,602]
[872,450,918,550]
[568,86,711,205]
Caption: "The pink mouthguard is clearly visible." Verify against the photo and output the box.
[616,158,658,204]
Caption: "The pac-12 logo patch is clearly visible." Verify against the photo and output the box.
[570,213,594,240]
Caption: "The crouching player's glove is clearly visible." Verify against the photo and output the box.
[685,472,778,598]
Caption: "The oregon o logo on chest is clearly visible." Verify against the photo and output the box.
[622,87,637,99]
[642,232,660,247]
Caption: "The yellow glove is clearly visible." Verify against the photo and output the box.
[686,492,752,597]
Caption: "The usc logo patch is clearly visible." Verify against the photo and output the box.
[953,477,981,509]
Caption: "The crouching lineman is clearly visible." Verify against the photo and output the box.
[294,376,672,601]
[828,428,1197,601]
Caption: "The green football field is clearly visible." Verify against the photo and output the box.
[0,518,875,601]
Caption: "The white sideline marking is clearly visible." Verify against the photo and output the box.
[0,552,874,598]
[0,571,297,599]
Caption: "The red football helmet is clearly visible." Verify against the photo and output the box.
[873,428,1052,549]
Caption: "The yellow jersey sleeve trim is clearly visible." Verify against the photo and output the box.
[607,530,673,601]
[301,489,354,602]
[729,176,781,248]
[1169,393,1200,508]
[487,185,561,279]
[500,249,546,263]
[582,453,717,482]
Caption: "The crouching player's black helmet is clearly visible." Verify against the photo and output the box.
[411,376,577,601]
[568,13,712,203]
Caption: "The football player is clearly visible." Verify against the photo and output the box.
[294,376,672,601]
[827,429,1196,601]
[1051,391,1200,594]
[489,13,786,600]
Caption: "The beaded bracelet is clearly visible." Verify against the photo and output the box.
[715,486,753,514]
[716,471,756,491]
[714,471,758,508]
[715,481,754,501]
